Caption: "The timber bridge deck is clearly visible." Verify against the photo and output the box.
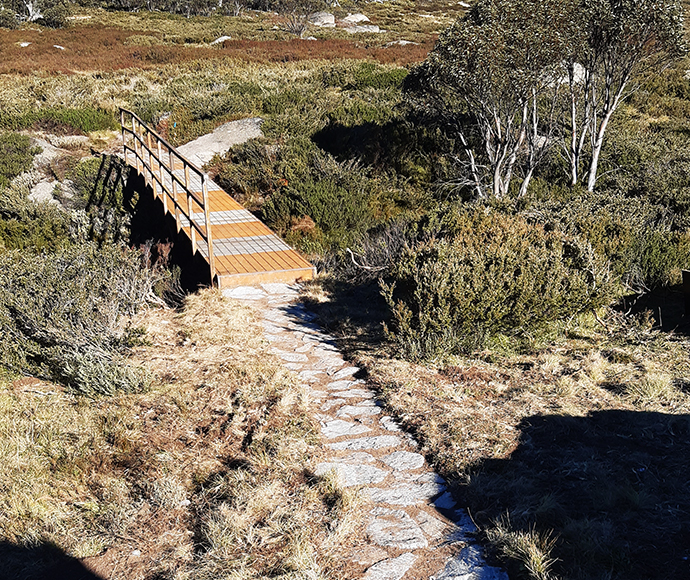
[120,108,315,288]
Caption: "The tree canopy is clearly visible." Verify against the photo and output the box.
[406,0,686,198]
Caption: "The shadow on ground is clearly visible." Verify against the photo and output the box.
[466,410,690,580]
[0,542,105,580]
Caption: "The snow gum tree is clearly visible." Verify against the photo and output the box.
[406,0,685,198]
[566,0,685,191]
[406,0,578,199]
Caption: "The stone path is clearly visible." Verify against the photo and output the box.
[225,283,508,580]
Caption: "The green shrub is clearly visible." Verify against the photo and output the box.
[0,132,40,189]
[0,243,166,395]
[0,5,17,28]
[0,208,70,251]
[321,62,408,91]
[348,62,409,91]
[382,206,612,359]
[522,189,690,290]
[214,137,402,252]
[0,108,117,134]
[40,0,70,27]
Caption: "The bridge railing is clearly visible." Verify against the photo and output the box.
[120,108,216,283]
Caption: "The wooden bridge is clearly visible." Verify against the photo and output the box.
[120,109,315,288]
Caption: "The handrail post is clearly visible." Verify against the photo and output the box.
[156,137,166,213]
[169,148,181,233]
[121,110,127,166]
[132,116,140,174]
[202,173,216,286]
[185,164,197,255]
[145,130,154,195]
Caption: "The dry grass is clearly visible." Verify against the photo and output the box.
[304,280,690,580]
[0,289,366,579]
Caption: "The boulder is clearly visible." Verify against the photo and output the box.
[309,12,335,27]
[345,24,382,34]
[342,13,370,24]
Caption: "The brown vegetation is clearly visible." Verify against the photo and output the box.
[0,26,433,74]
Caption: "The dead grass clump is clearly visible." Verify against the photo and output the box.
[0,289,365,579]
[486,518,559,580]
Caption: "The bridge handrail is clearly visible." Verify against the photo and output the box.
[119,108,216,283]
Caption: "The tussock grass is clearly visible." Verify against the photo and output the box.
[0,289,365,579]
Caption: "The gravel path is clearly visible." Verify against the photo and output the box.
[225,283,508,580]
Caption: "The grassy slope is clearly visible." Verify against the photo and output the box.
[0,290,365,579]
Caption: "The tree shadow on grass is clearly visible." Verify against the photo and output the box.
[0,541,105,580]
[466,410,690,580]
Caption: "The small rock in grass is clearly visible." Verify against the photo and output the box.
[343,13,370,24]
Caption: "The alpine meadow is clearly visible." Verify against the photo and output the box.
[1,0,690,579]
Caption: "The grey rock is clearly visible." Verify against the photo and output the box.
[295,344,312,353]
[369,482,446,506]
[177,117,263,167]
[260,282,296,295]
[308,11,335,26]
[431,546,508,580]
[28,180,59,205]
[31,137,63,167]
[321,419,371,439]
[224,286,266,300]
[380,416,402,432]
[351,545,390,567]
[298,370,324,382]
[414,510,448,541]
[433,491,457,510]
[314,357,346,370]
[284,362,303,370]
[271,350,308,362]
[364,553,417,580]
[452,509,478,533]
[343,12,370,23]
[332,388,374,399]
[331,366,360,379]
[336,404,381,418]
[385,39,417,47]
[381,451,425,471]
[285,304,316,321]
[315,462,389,486]
[326,380,361,390]
[265,310,290,322]
[345,24,382,33]
[321,399,345,411]
[328,435,401,451]
[367,508,428,549]
[210,35,232,44]
[341,451,376,463]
